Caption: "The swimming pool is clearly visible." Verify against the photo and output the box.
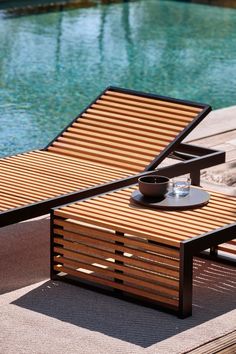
[0,0,236,157]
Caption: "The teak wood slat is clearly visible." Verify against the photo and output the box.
[84,109,187,130]
[0,151,131,211]
[67,124,172,143]
[96,97,198,118]
[48,88,207,172]
[51,185,236,317]
[105,90,202,113]
[52,223,180,309]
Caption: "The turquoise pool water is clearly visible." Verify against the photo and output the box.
[0,0,236,157]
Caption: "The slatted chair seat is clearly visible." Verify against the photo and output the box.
[52,185,236,317]
[0,151,132,211]
[0,87,212,225]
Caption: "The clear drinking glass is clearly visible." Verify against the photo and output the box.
[171,177,191,197]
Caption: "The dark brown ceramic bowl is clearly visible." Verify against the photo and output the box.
[138,175,170,198]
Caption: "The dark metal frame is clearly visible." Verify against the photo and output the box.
[0,87,216,228]
[179,223,236,318]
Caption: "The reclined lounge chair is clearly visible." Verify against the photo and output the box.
[0,87,224,228]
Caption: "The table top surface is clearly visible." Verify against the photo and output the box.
[55,186,236,248]
[130,187,210,210]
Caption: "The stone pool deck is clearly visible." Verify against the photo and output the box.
[0,106,235,353]
[185,105,236,196]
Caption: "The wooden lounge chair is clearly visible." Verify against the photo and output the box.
[0,87,222,228]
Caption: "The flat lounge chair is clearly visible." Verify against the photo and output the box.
[0,87,223,228]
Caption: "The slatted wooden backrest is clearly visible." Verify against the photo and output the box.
[47,87,211,173]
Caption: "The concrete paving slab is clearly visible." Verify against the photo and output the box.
[185,106,236,142]
[228,138,236,146]
[189,130,236,148]
[182,106,236,195]
[0,216,235,354]
[212,143,235,152]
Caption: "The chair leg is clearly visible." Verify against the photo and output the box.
[190,170,201,186]
[210,246,218,257]
[50,210,61,280]
[114,231,124,294]
[179,243,193,318]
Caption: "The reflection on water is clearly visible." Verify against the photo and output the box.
[0,0,236,156]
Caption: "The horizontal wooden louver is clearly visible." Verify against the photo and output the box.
[53,217,180,310]
[48,88,205,172]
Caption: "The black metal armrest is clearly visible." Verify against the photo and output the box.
[152,143,225,185]
[169,143,225,162]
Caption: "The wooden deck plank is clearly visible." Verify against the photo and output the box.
[187,330,236,354]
